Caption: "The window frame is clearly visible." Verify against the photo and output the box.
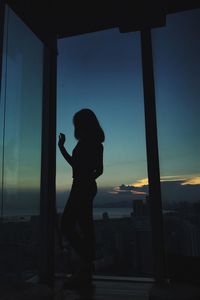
[0,0,6,101]
[0,2,57,286]
[140,28,165,283]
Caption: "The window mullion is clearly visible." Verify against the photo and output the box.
[141,28,166,283]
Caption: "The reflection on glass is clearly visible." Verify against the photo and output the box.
[0,7,43,281]
[152,9,200,278]
[56,29,153,277]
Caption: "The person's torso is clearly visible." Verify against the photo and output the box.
[72,140,102,180]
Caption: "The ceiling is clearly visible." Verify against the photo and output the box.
[6,0,200,43]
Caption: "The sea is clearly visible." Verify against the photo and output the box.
[93,207,133,219]
[1,207,133,221]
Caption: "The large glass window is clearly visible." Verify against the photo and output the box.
[152,9,200,280]
[0,6,43,281]
[56,29,153,277]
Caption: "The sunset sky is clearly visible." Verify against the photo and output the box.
[0,7,200,217]
[56,8,200,205]
[56,28,147,191]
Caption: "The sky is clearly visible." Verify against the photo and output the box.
[0,7,200,217]
[56,8,200,207]
[56,29,147,191]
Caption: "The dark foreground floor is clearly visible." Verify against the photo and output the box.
[2,277,200,300]
[55,278,153,300]
[0,278,153,300]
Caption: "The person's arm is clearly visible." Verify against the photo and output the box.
[58,133,73,166]
[93,144,104,179]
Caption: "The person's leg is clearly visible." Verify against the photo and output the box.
[77,182,97,275]
[78,207,95,265]
[62,181,97,289]
[60,183,84,258]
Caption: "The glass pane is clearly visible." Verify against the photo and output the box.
[152,9,200,280]
[56,29,153,277]
[0,6,43,282]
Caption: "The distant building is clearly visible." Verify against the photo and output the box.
[133,196,149,217]
[93,211,153,276]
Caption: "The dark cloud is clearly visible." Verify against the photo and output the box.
[119,184,135,191]
[118,183,148,195]
[110,179,200,205]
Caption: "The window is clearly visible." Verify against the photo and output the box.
[56,29,153,277]
[152,9,200,281]
[0,6,43,281]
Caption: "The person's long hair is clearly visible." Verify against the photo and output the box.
[73,109,105,143]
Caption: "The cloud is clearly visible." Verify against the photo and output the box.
[132,190,147,195]
[110,183,147,196]
[119,184,135,191]
[181,176,200,185]
[130,175,200,187]
[130,176,190,187]
[160,175,186,182]
[110,173,200,202]
[131,178,148,187]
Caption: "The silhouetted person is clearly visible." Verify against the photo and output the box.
[58,109,104,289]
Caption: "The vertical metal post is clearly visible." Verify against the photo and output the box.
[39,38,57,286]
[0,0,6,222]
[141,29,166,283]
[0,0,6,97]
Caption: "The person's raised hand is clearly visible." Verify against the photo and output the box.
[58,133,66,147]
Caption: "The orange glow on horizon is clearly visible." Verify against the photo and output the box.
[132,190,147,195]
[129,174,200,188]
[181,176,200,185]
[131,178,148,187]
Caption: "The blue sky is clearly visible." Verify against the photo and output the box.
[56,29,148,191]
[152,9,200,179]
[56,9,200,204]
[0,7,200,217]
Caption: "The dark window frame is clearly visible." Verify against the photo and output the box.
[0,2,57,286]
[0,0,6,101]
[141,28,165,283]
